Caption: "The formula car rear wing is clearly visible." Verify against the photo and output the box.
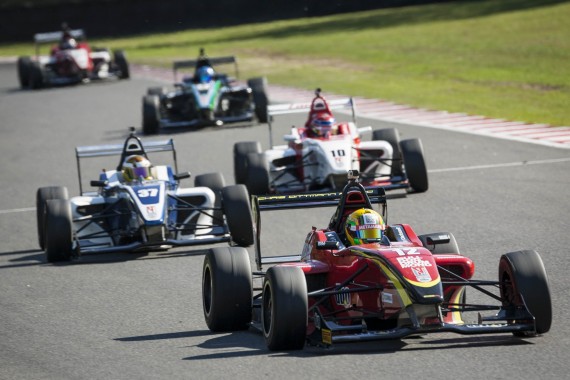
[34,29,86,44]
[173,56,238,81]
[251,171,387,270]
[75,131,177,194]
[267,96,356,148]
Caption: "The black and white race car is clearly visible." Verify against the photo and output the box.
[142,49,269,134]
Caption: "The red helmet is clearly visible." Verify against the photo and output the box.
[310,112,335,137]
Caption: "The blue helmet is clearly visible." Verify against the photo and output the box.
[197,66,215,83]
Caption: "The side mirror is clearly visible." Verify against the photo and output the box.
[174,172,191,181]
[425,233,451,246]
[283,134,298,142]
[90,180,107,187]
[357,126,373,134]
[316,241,339,250]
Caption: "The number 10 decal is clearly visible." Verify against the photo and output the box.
[331,149,346,157]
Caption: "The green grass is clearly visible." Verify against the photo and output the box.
[2,0,569,126]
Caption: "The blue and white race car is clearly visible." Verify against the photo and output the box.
[142,48,269,134]
[36,129,253,262]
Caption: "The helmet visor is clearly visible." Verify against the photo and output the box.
[132,166,151,179]
[355,224,383,242]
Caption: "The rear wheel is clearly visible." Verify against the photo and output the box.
[262,266,308,350]
[45,199,73,263]
[113,50,130,79]
[36,186,69,250]
[202,247,252,331]
[400,138,428,192]
[222,185,254,247]
[372,128,403,176]
[142,95,160,135]
[245,152,270,196]
[233,141,262,184]
[17,56,32,88]
[247,77,269,123]
[499,250,552,336]
[195,172,225,226]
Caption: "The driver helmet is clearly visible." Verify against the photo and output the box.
[310,112,335,137]
[344,208,385,245]
[197,66,215,83]
[122,155,153,181]
[60,37,77,50]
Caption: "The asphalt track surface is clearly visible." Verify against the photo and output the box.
[1,61,569,380]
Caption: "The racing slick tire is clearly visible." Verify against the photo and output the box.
[221,185,254,247]
[195,172,226,227]
[233,141,262,184]
[17,56,32,88]
[373,128,403,177]
[498,250,552,336]
[147,87,167,96]
[36,186,69,250]
[142,95,160,135]
[262,266,308,350]
[400,138,428,193]
[418,232,460,255]
[29,62,45,89]
[45,199,73,263]
[247,77,269,123]
[202,247,252,332]
[245,152,270,196]
[113,50,130,79]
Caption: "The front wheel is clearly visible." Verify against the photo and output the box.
[262,266,308,350]
[202,247,252,332]
[45,199,73,263]
[36,186,69,250]
[400,138,428,193]
[499,250,552,335]
[222,185,254,247]
[29,62,44,90]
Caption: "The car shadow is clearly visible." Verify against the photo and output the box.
[0,246,209,268]
[179,330,533,359]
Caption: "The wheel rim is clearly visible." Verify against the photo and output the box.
[262,285,273,336]
[203,266,212,316]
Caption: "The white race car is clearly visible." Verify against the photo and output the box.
[233,89,428,195]
[17,28,129,89]
[37,129,253,263]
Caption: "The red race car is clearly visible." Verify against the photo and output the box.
[201,170,551,350]
[17,26,129,89]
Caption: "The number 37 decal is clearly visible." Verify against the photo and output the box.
[137,188,159,197]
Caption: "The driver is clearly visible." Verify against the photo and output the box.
[195,66,215,83]
[122,155,153,182]
[59,23,77,50]
[306,111,337,138]
[344,208,386,245]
